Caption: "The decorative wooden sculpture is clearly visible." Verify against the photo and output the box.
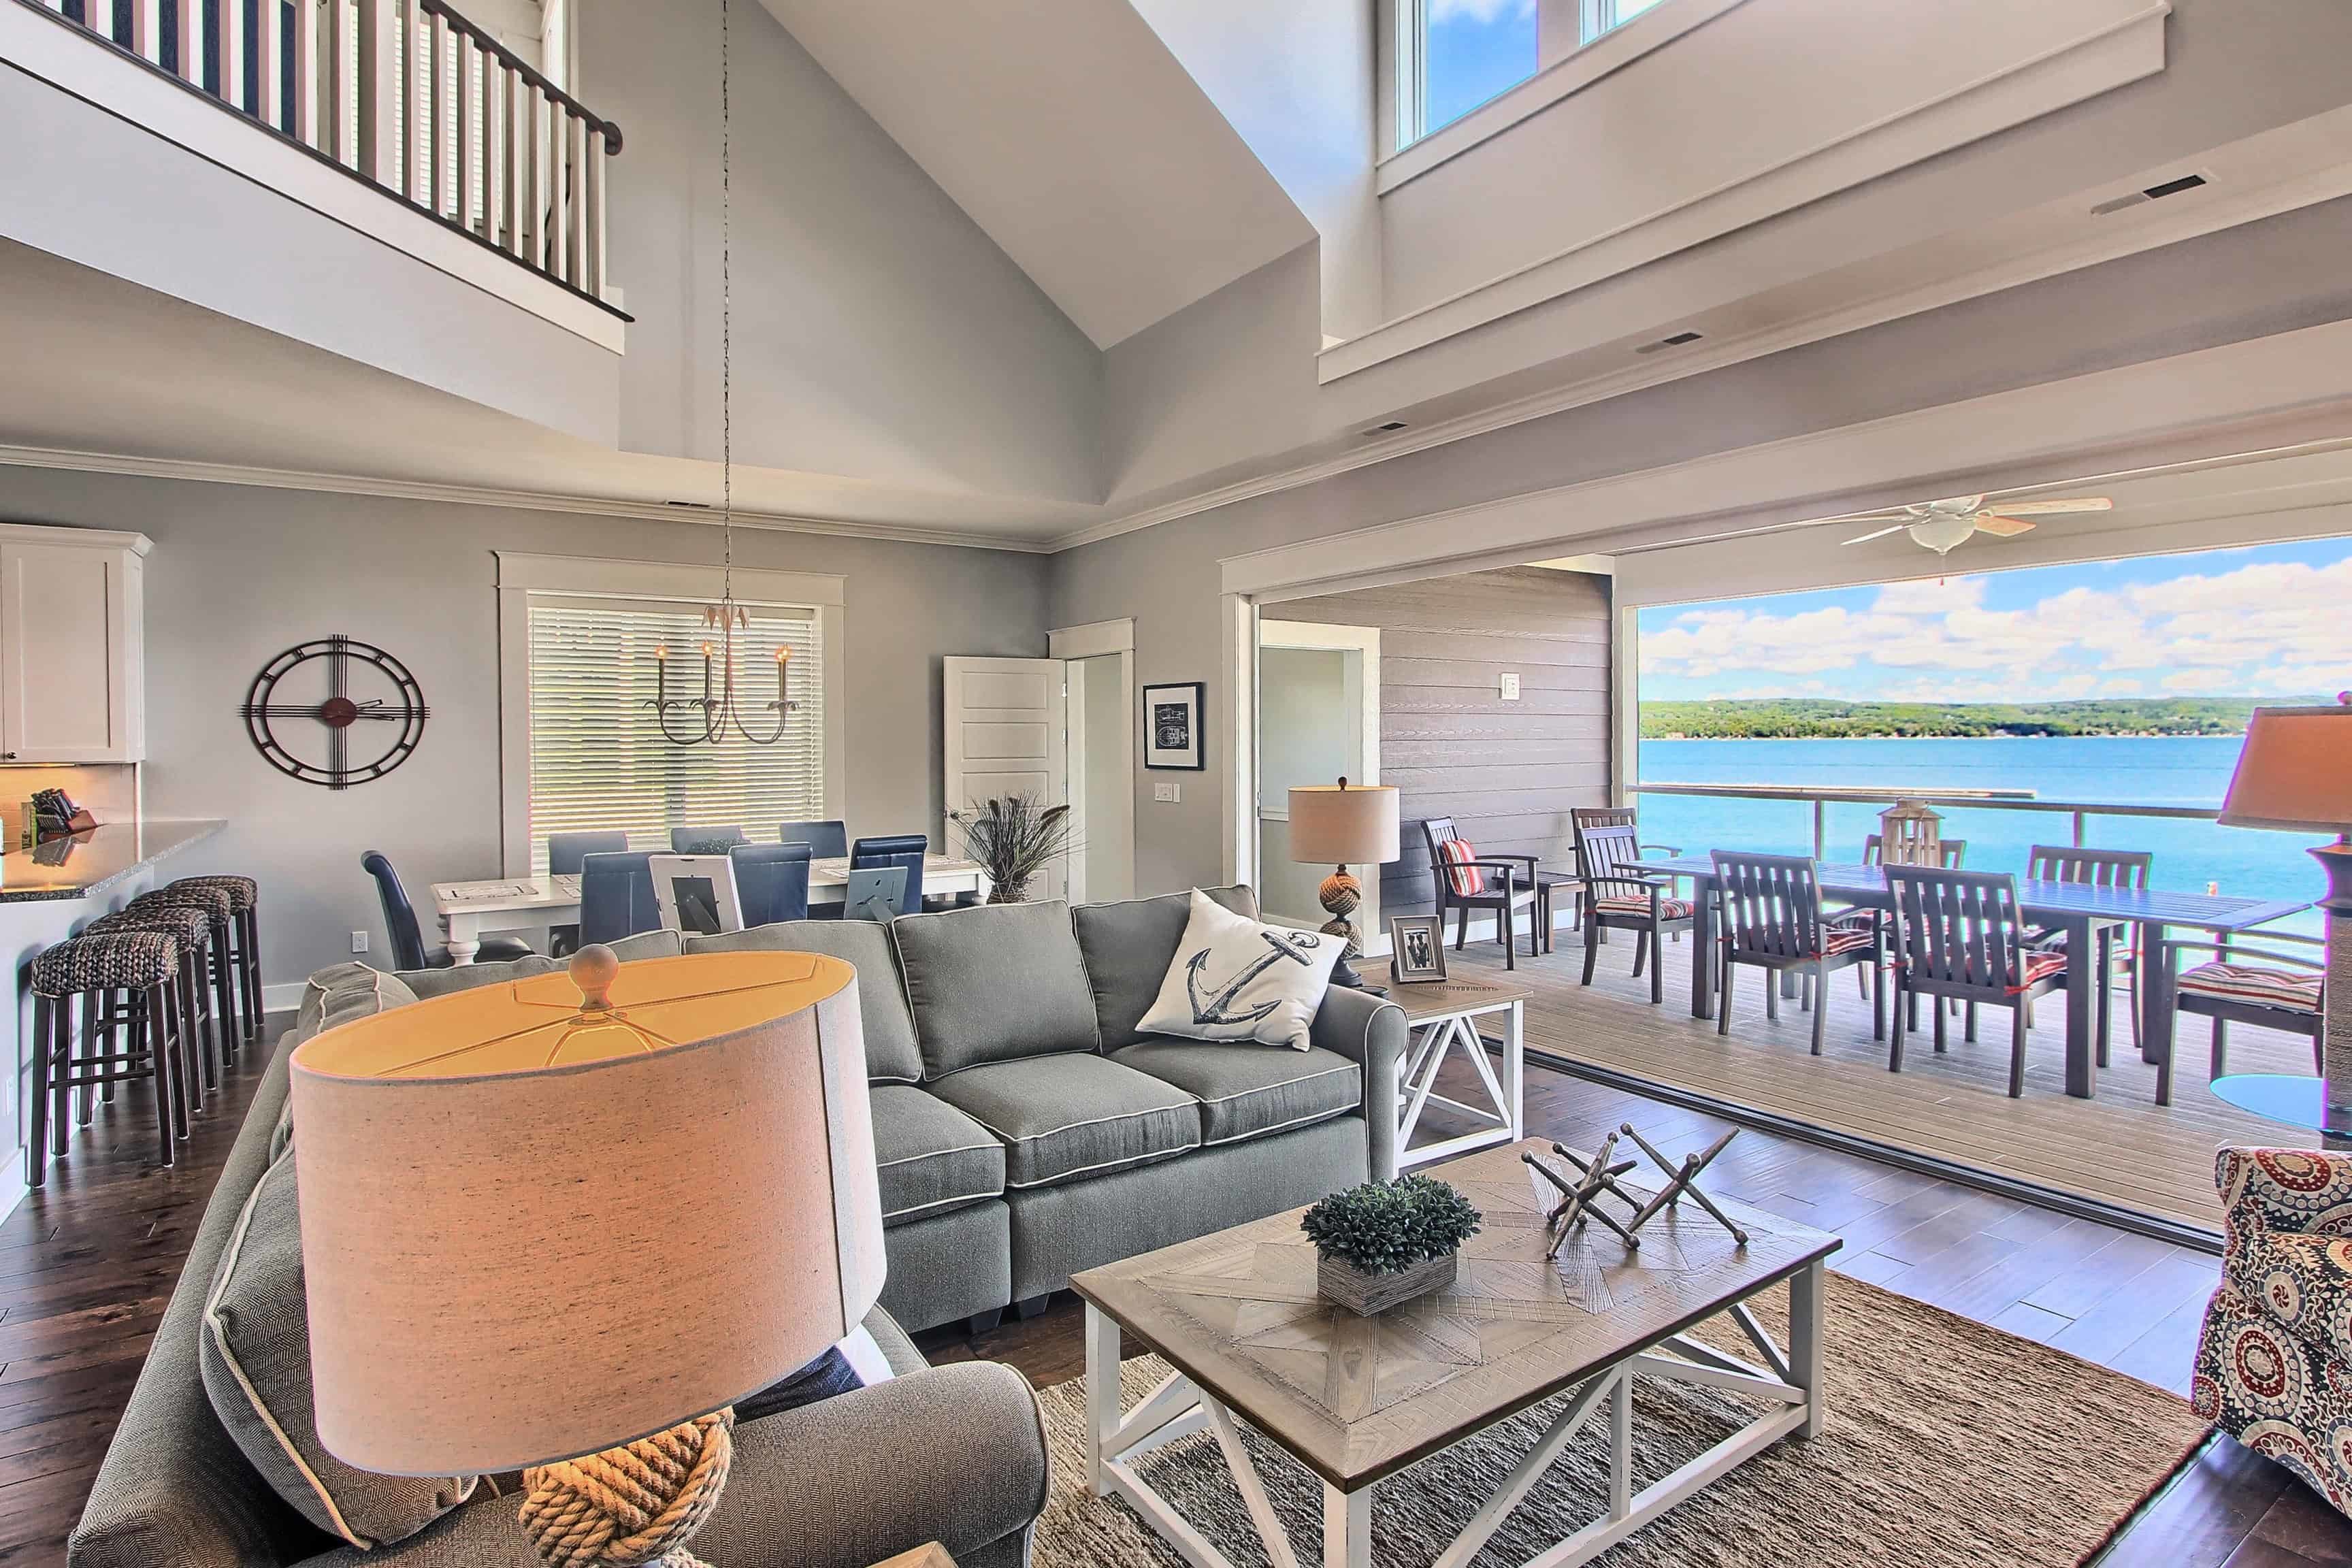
[1524,1125,1750,1252]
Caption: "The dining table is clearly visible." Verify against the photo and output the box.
[1644,854,2310,1100]
[431,854,993,963]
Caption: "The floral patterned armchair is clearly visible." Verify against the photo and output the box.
[2193,1147,2352,1515]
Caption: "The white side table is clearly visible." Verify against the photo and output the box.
[1385,970,1529,1169]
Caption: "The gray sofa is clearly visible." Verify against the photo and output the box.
[69,932,1049,1568]
[676,885,1407,1335]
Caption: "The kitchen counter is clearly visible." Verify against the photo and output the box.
[0,819,226,902]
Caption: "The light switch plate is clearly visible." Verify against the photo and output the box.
[350,931,370,954]
[1154,781,1181,803]
[1500,672,1522,701]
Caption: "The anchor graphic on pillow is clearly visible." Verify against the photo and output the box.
[1187,928,1322,1027]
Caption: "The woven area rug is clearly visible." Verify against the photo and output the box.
[1030,1271,2210,1567]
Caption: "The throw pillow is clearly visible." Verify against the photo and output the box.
[1137,889,1342,1051]
[199,1152,476,1548]
[1439,837,1484,897]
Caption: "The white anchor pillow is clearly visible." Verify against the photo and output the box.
[1139,889,1343,1051]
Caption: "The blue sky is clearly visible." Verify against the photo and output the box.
[1636,536,2352,704]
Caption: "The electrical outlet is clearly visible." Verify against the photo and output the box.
[1154,781,1181,803]
[350,930,370,955]
[1499,672,1522,701]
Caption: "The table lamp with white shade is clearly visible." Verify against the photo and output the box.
[2218,694,2352,1137]
[1288,778,1402,988]
[290,945,885,1568]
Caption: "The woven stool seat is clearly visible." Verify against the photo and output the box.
[91,906,210,947]
[171,875,257,911]
[134,884,235,921]
[33,931,179,997]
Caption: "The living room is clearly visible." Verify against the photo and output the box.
[10,0,2352,1563]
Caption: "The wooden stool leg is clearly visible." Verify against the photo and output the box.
[189,947,218,1094]
[50,994,76,1161]
[240,904,263,1042]
[28,995,52,1186]
[209,925,238,1065]
[74,992,96,1126]
[176,962,206,1115]
[147,985,178,1164]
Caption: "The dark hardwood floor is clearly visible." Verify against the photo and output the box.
[4,1002,2348,1566]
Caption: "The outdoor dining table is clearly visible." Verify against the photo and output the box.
[1644,854,2310,1100]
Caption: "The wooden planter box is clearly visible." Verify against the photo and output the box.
[1317,1249,1456,1316]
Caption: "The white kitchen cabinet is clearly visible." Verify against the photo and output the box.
[0,526,149,764]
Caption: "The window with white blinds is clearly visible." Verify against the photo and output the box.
[523,594,826,877]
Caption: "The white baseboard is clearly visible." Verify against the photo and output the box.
[263,981,308,1015]
[0,1166,30,1226]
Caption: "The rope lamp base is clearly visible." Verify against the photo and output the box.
[518,1410,735,1568]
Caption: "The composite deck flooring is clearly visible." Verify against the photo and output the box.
[1,990,2344,1567]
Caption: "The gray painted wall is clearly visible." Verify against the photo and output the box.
[583,0,1105,504]
[0,468,1047,988]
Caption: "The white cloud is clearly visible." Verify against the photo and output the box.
[1428,0,1535,22]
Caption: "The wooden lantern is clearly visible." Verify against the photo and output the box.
[1878,799,1945,866]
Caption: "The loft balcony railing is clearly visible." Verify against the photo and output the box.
[1628,781,2221,859]
[20,0,621,304]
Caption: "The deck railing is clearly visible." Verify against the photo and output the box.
[25,0,620,301]
[1629,782,2221,859]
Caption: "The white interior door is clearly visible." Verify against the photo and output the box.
[943,657,1070,900]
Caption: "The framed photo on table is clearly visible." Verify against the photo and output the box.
[1389,915,1448,984]
[648,853,746,936]
[1143,682,1206,771]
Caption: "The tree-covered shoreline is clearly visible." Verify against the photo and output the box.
[1639,696,2322,740]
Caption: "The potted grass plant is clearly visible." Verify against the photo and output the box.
[1301,1175,1482,1315]
[947,794,1078,904]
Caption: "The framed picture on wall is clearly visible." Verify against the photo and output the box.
[1143,682,1206,771]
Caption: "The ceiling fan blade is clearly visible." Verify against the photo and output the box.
[1842,525,1909,545]
[1987,497,2113,516]
[1974,514,2038,538]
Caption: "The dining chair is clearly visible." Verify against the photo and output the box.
[2146,930,2323,1106]
[850,834,929,919]
[549,830,630,875]
[779,819,849,860]
[730,842,813,926]
[1836,837,1967,1004]
[578,851,664,945]
[1421,816,1540,970]
[1884,866,2067,1097]
[1575,821,1693,1002]
[1569,808,1681,933]
[670,825,749,855]
[2026,844,2152,1065]
[1711,852,1881,1052]
[361,851,534,970]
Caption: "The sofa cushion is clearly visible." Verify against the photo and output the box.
[1111,1039,1362,1147]
[298,963,420,1040]
[199,1153,475,1548]
[869,1085,1006,1224]
[928,1054,1200,1189]
[397,952,561,999]
[890,900,1100,1077]
[686,920,924,1083]
[1138,890,1342,1051]
[1073,885,1259,1051]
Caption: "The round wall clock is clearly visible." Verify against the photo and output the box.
[240,636,428,790]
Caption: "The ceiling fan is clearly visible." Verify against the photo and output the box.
[1837,495,2112,555]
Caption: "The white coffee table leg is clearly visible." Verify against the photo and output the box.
[1086,1303,1120,1496]
[1503,998,1525,1140]
[1323,1483,1369,1568]
[1791,1257,1827,1439]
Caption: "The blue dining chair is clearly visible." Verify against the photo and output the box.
[361,851,534,970]
[578,851,663,945]
[730,843,813,926]
[549,830,630,875]
[671,824,749,854]
[849,834,929,919]
[778,819,849,860]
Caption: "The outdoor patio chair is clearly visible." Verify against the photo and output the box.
[1575,821,1695,1003]
[1884,866,2068,1098]
[2025,844,2153,1066]
[1833,836,1967,1007]
[1569,807,1681,933]
[1712,851,1882,1052]
[1422,816,1541,970]
[2146,930,2323,1107]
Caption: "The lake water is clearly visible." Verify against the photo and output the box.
[1635,735,2326,936]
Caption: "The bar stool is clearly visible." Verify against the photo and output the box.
[90,905,219,1103]
[28,930,184,1183]
[132,884,240,1056]
[169,875,261,1045]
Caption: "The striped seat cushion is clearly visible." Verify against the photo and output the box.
[1594,894,1694,919]
[1818,925,1874,958]
[2180,962,2322,1013]
[1439,838,1484,897]
[2012,949,2067,990]
[1827,909,1878,932]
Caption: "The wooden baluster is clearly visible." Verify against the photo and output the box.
[427,8,449,216]
[504,64,526,257]
[405,3,428,205]
[534,89,555,276]
[355,0,397,186]
[587,128,607,299]
[129,1,160,64]
[290,0,316,146]
[455,38,478,233]
[565,110,586,287]
[174,0,199,86]
[214,0,245,113]
[255,0,284,130]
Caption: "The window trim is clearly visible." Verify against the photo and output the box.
[1376,0,1744,195]
[493,551,847,877]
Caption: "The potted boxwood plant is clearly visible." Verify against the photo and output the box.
[1301,1174,1482,1315]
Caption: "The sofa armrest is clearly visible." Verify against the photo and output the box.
[1313,985,1407,1181]
[308,1364,1048,1568]
[2217,1147,2352,1243]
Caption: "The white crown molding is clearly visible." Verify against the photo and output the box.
[1055,103,2352,558]
[493,551,846,605]
[0,444,1057,554]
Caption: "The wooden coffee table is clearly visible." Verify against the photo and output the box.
[1072,1139,1840,1568]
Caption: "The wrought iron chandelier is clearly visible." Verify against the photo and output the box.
[647,0,790,747]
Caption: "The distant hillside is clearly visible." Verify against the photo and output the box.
[1639,697,2317,740]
